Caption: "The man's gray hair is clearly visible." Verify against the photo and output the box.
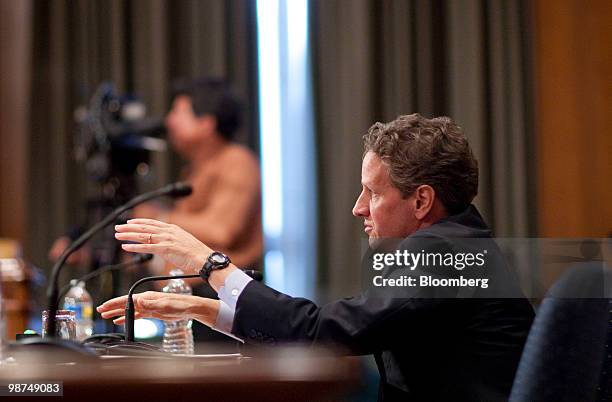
[363,113,478,214]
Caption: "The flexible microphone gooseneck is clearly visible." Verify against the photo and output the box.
[125,274,201,342]
[46,182,193,338]
[58,254,154,302]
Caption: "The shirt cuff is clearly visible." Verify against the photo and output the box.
[217,269,253,310]
[211,300,244,343]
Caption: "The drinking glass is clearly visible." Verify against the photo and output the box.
[41,310,77,340]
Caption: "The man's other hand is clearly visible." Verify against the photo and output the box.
[96,291,220,327]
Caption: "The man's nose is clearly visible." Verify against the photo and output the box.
[352,191,369,217]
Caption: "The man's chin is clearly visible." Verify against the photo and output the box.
[367,235,404,252]
[368,236,382,248]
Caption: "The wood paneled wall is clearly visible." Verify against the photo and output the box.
[0,0,31,244]
[534,0,612,237]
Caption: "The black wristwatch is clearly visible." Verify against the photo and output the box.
[199,251,231,281]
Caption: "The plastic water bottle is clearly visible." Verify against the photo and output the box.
[62,280,94,340]
[162,269,194,354]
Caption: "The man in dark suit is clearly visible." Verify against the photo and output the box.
[100,114,534,401]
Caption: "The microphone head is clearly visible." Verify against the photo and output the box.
[137,254,154,263]
[168,182,193,198]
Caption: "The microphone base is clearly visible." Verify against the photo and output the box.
[6,337,98,363]
[83,333,170,356]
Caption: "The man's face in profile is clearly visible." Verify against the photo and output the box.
[352,152,418,240]
[165,95,214,157]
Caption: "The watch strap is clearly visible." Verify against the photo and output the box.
[199,251,230,281]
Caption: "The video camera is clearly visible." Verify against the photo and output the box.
[74,82,167,187]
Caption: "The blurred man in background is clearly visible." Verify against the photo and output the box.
[50,78,263,346]
[50,78,262,269]
[137,78,262,271]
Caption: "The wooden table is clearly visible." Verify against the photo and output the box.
[0,348,361,402]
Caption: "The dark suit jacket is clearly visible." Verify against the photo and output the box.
[231,205,534,401]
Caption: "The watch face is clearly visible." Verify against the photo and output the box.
[210,252,227,264]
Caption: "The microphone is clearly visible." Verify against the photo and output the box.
[165,181,193,198]
[57,254,153,302]
[125,273,202,342]
[46,182,193,339]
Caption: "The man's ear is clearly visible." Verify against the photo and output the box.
[414,185,436,220]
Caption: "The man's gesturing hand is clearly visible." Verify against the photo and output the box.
[115,218,239,292]
[115,218,212,274]
[96,291,220,327]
